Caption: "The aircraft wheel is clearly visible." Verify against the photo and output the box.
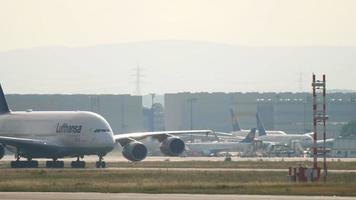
[71,161,85,168]
[46,161,64,168]
[96,161,106,168]
[57,161,64,168]
[10,161,19,168]
[29,160,38,168]
[46,161,53,168]
[11,161,38,168]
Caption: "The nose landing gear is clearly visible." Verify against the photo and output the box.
[96,155,106,168]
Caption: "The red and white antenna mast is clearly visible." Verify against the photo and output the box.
[311,73,328,182]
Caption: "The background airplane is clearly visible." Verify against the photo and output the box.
[185,128,257,156]
[214,108,251,138]
[256,113,287,135]
[256,113,313,146]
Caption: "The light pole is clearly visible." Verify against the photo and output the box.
[121,96,126,133]
[150,93,155,131]
[150,93,155,108]
[187,97,197,142]
[187,98,197,130]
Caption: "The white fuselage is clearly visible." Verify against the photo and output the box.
[230,130,251,138]
[0,111,115,158]
[186,141,251,156]
[264,130,287,135]
[257,133,313,146]
[231,130,286,138]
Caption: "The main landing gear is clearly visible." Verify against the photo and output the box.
[10,156,38,168]
[71,156,86,168]
[46,158,64,168]
[96,155,106,168]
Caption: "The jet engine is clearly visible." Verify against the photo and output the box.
[122,141,147,162]
[160,137,185,156]
[0,144,4,160]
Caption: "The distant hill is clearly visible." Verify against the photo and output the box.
[0,40,355,94]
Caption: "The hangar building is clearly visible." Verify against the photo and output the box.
[164,92,356,137]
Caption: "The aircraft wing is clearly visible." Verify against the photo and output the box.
[0,136,50,148]
[263,141,278,145]
[214,132,234,137]
[185,143,239,156]
[114,130,213,146]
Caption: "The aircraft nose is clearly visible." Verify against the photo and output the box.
[106,131,115,146]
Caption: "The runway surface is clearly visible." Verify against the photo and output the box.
[2,167,354,173]
[80,167,356,173]
[0,193,354,200]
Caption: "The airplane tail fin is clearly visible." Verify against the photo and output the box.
[242,128,256,142]
[0,84,10,114]
[256,113,267,136]
[230,108,241,131]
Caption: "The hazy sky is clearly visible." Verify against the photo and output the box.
[0,0,356,94]
[1,0,356,51]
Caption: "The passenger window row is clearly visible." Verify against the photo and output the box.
[94,129,110,133]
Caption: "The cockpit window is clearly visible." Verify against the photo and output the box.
[94,129,110,133]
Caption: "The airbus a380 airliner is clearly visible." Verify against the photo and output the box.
[0,85,211,168]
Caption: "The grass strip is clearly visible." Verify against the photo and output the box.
[0,169,355,196]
